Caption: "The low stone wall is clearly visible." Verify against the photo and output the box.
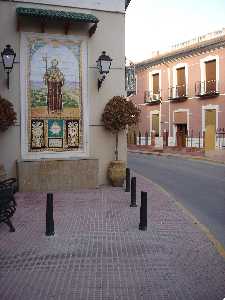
[17,159,99,192]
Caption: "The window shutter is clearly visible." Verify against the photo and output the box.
[152,73,159,94]
[176,67,186,96]
[174,111,187,124]
[205,60,216,93]
[177,67,185,85]
[205,60,216,81]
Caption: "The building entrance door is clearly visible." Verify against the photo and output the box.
[176,124,187,148]
[205,109,216,151]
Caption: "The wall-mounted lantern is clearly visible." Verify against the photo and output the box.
[96,51,112,91]
[1,45,16,89]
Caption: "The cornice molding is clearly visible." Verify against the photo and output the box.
[136,36,225,72]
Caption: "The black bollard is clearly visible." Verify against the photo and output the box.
[46,193,55,236]
[125,168,130,192]
[139,191,147,231]
[130,177,137,207]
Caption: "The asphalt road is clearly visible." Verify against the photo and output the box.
[128,152,225,248]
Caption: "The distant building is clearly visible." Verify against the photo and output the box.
[130,29,225,150]
[0,0,131,191]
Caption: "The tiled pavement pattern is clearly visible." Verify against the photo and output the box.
[0,173,225,300]
[205,149,225,163]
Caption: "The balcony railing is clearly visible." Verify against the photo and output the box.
[144,90,161,104]
[168,84,187,100]
[195,80,220,97]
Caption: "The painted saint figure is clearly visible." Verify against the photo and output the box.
[43,59,65,113]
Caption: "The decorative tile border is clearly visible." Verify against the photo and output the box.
[66,120,79,148]
[31,119,45,149]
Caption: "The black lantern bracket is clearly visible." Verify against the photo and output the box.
[96,51,112,91]
[98,75,106,90]
[1,45,17,89]
[5,71,10,90]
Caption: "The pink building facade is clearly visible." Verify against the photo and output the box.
[131,30,225,150]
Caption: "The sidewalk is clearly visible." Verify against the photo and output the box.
[205,149,225,163]
[0,174,225,300]
[128,146,225,164]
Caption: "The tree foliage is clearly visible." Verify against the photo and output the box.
[102,96,140,133]
[102,96,140,160]
[0,96,17,132]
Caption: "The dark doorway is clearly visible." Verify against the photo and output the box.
[176,124,187,148]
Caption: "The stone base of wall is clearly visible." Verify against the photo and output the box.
[17,159,99,192]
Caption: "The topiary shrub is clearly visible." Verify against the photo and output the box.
[0,95,17,132]
[102,95,140,160]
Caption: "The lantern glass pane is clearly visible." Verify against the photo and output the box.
[3,54,14,69]
[97,60,101,72]
[101,60,111,73]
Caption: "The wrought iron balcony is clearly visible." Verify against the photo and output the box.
[195,80,220,97]
[168,84,188,101]
[144,90,161,105]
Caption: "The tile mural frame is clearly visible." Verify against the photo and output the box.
[20,32,89,159]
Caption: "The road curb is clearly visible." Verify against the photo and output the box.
[128,150,225,165]
[175,201,225,260]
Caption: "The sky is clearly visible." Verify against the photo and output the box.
[125,0,225,63]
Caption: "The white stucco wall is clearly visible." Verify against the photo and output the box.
[0,0,126,185]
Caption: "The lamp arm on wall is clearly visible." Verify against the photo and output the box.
[6,72,10,89]
[98,75,106,91]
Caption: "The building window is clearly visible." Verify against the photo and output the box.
[170,63,188,99]
[152,73,160,98]
[205,60,216,93]
[176,67,186,97]
[145,70,161,102]
[197,55,220,96]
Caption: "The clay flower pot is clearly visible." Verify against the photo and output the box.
[107,160,126,187]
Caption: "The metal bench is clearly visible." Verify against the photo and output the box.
[0,178,17,232]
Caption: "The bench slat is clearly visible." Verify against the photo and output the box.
[0,179,16,232]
